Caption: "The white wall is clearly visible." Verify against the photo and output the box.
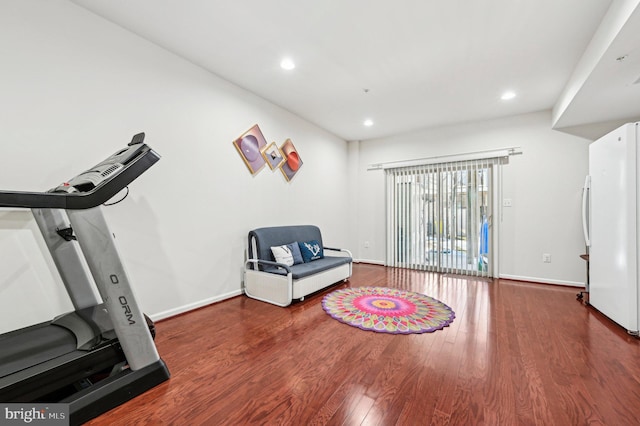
[352,111,590,286]
[0,0,350,333]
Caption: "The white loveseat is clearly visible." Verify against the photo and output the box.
[243,225,352,307]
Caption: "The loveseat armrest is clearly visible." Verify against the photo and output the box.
[245,258,292,273]
[244,259,294,307]
[323,247,353,279]
[324,247,353,258]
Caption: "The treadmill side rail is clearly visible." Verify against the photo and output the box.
[67,206,160,371]
[31,208,102,310]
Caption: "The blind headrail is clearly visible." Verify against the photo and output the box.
[368,147,522,171]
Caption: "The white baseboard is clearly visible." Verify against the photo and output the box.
[499,274,584,288]
[149,289,243,322]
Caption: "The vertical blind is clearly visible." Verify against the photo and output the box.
[385,158,495,277]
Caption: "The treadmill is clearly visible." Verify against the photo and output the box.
[0,133,170,425]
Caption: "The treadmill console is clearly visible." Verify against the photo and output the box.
[0,132,160,209]
[51,137,147,194]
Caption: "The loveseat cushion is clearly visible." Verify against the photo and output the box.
[262,255,352,279]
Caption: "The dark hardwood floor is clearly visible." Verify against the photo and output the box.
[87,263,640,425]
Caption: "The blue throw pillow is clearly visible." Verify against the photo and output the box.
[298,240,324,262]
[287,242,304,265]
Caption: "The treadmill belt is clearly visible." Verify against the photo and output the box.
[0,323,76,378]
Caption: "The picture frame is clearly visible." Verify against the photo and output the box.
[232,124,267,175]
[279,138,303,182]
[261,142,285,170]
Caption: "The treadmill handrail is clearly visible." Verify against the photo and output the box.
[0,144,159,210]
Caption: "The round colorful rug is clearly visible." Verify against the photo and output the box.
[321,286,455,334]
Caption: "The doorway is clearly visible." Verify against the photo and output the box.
[386,159,494,277]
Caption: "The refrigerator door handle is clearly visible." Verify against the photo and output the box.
[582,175,591,247]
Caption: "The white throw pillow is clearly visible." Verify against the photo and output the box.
[271,245,294,266]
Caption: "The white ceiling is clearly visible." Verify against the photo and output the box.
[70,0,640,141]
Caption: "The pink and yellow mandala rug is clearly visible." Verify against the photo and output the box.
[321,286,455,334]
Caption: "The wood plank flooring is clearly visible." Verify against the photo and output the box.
[87,263,640,425]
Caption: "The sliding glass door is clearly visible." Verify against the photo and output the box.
[386,159,493,277]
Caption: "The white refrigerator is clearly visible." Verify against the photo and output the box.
[583,122,640,335]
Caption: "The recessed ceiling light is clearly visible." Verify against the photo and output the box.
[501,91,516,100]
[280,58,295,70]
[364,119,374,127]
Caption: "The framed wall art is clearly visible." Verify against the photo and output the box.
[279,138,303,182]
[233,124,267,175]
[261,142,285,170]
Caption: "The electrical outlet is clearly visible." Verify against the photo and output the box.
[364,241,370,248]
[503,198,513,207]
[542,253,551,263]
